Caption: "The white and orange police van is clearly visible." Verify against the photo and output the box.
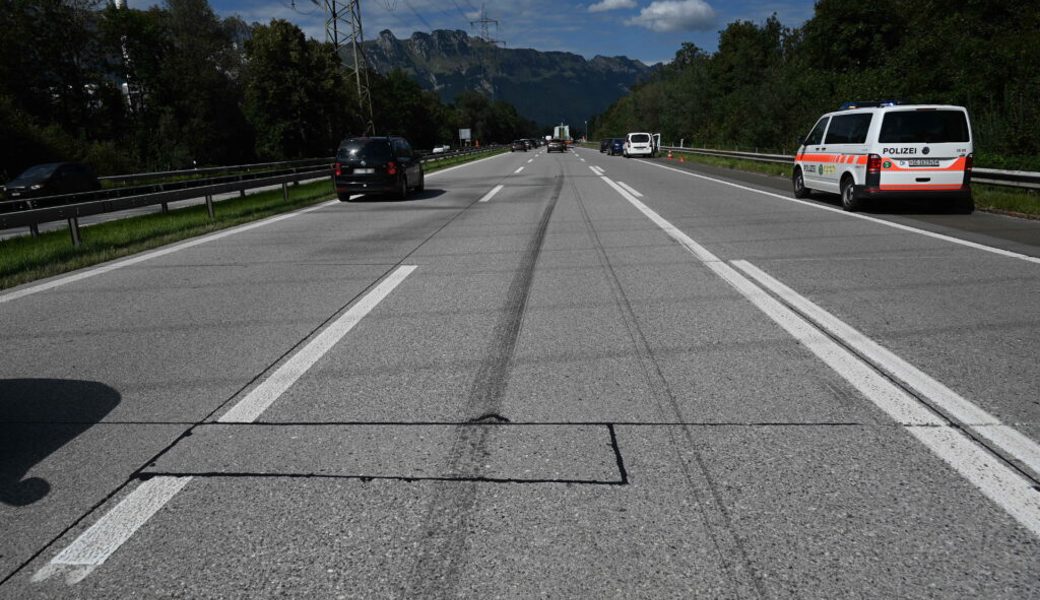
[793,102,974,212]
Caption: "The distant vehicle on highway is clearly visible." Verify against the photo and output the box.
[608,138,625,156]
[793,101,974,213]
[511,140,527,152]
[599,139,611,153]
[333,136,424,201]
[547,139,567,153]
[2,162,100,208]
[623,132,656,158]
[432,145,451,154]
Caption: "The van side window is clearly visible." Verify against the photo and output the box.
[825,114,873,144]
[804,118,829,146]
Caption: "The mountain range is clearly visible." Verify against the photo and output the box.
[355,29,655,128]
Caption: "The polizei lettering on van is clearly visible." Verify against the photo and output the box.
[883,147,918,155]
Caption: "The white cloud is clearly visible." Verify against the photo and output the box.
[624,0,716,32]
[587,0,637,13]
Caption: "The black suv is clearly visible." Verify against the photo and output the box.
[3,162,100,208]
[511,140,527,152]
[333,136,424,201]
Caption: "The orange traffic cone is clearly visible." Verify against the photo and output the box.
[667,150,673,159]
[679,155,685,163]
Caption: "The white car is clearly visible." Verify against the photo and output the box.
[793,102,974,213]
[432,145,451,154]
[623,132,655,158]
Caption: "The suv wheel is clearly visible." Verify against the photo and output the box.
[397,175,408,200]
[792,168,810,199]
[840,176,862,212]
[416,170,425,193]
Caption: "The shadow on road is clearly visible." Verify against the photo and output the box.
[0,379,120,506]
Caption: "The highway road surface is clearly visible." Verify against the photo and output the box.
[2,146,1039,598]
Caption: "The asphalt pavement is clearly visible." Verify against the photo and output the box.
[2,147,1039,598]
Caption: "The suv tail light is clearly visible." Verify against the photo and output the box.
[867,153,882,174]
[963,153,973,186]
[334,162,342,176]
[386,161,398,176]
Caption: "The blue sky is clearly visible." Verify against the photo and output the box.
[126,0,815,64]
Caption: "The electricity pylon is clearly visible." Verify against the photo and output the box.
[311,0,375,135]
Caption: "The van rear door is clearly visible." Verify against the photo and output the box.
[876,108,972,192]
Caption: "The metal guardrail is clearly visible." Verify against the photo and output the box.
[658,146,1040,190]
[0,146,501,246]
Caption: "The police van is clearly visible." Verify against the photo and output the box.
[793,102,974,213]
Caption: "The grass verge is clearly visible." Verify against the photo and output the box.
[666,150,1040,217]
[1,149,505,291]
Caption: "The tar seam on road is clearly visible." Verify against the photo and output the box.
[137,472,625,486]
[598,173,1040,539]
[572,177,768,599]
[405,171,566,600]
[7,151,519,587]
[27,266,416,585]
[732,259,1040,482]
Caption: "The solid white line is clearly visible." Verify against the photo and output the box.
[0,200,338,305]
[616,181,643,197]
[478,184,504,203]
[514,166,524,174]
[34,476,192,584]
[527,158,533,163]
[34,266,415,584]
[589,166,604,176]
[219,265,416,423]
[639,160,1040,265]
[732,258,1040,477]
[599,174,1040,538]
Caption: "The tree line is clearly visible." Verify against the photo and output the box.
[0,0,539,180]
[591,0,1040,170]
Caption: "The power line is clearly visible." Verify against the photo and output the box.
[401,0,435,32]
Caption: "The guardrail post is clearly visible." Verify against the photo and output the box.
[29,224,40,237]
[281,181,289,202]
[68,217,81,247]
[160,202,169,215]
[205,194,214,220]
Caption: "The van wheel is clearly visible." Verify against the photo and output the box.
[954,195,975,214]
[840,176,862,212]
[792,168,810,198]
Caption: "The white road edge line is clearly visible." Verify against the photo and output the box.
[616,181,643,197]
[599,174,1040,538]
[1,151,504,306]
[732,259,1040,477]
[478,184,505,203]
[220,264,417,423]
[33,476,192,585]
[514,166,525,174]
[33,265,416,584]
[638,160,1040,265]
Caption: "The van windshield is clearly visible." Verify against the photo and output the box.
[337,140,393,162]
[630,134,650,143]
[878,110,969,144]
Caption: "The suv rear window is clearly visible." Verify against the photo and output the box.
[629,134,650,143]
[825,114,873,144]
[879,110,969,143]
[337,140,393,162]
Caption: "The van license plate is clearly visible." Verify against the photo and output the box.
[908,159,940,167]
[353,168,374,174]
